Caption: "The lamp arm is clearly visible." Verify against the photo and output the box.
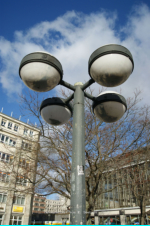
[81,78,95,90]
[59,80,76,91]
[84,91,96,101]
[60,78,95,92]
[60,78,96,103]
[65,93,74,104]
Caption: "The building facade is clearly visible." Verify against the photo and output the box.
[45,196,70,214]
[92,149,150,224]
[94,155,150,210]
[32,194,46,214]
[0,112,40,225]
[93,206,150,225]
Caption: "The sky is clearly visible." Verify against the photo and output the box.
[0,0,150,125]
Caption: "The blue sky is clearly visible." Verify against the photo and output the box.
[0,0,150,124]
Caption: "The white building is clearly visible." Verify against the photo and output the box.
[0,112,40,225]
[45,196,70,214]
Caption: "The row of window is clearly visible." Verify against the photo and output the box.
[0,194,25,205]
[0,133,32,150]
[33,208,44,212]
[0,172,27,186]
[0,151,30,169]
[0,152,13,163]
[24,128,34,137]
[0,193,25,205]
[10,215,22,225]
[47,205,65,208]
[0,133,16,147]
[13,196,25,205]
[1,119,19,132]
[0,214,21,225]
[34,198,45,202]
[46,201,60,204]
[34,203,45,206]
[1,119,34,137]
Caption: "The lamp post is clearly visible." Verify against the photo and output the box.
[19,44,134,225]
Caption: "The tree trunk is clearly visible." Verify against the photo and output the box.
[140,197,146,225]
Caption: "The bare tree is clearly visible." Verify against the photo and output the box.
[19,88,150,223]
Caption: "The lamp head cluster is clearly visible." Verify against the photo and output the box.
[19,44,134,125]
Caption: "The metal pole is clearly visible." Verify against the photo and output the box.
[70,83,86,225]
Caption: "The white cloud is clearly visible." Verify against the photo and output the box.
[0,4,150,105]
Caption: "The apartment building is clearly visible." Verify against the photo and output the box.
[45,196,70,214]
[0,112,40,225]
[32,194,46,214]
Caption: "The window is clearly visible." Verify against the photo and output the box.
[40,209,44,211]
[0,172,10,183]
[10,216,22,225]
[0,215,3,225]
[30,130,33,137]
[14,125,18,132]
[1,119,6,127]
[0,133,16,147]
[24,129,28,135]
[16,176,27,186]
[0,134,7,143]
[35,198,39,201]
[40,204,44,207]
[9,139,16,147]
[13,196,25,205]
[19,159,30,169]
[0,152,13,163]
[34,208,39,211]
[41,199,45,202]
[8,122,12,129]
[0,193,7,203]
[21,141,31,150]
[35,203,39,206]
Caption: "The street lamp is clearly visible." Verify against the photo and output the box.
[19,44,134,225]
